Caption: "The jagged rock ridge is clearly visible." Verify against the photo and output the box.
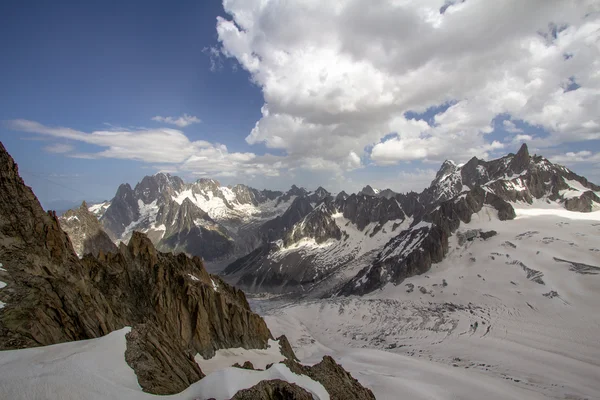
[225,144,599,296]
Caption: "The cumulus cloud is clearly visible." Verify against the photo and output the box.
[7,119,278,178]
[215,0,600,169]
[151,114,201,128]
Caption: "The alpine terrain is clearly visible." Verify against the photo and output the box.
[47,143,600,399]
[0,142,375,399]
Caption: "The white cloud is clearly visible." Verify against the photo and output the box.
[216,0,600,169]
[151,114,201,128]
[7,119,279,179]
[44,143,74,154]
[550,150,600,164]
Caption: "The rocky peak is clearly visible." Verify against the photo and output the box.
[0,142,78,266]
[377,188,397,199]
[232,184,260,205]
[102,183,140,239]
[436,160,458,179]
[308,186,331,203]
[127,231,158,259]
[460,156,490,188]
[284,199,341,246]
[509,143,531,173]
[359,185,379,196]
[59,201,117,257]
[115,183,135,201]
[260,188,283,201]
[288,184,307,196]
[194,178,221,192]
[134,173,183,204]
[277,184,308,204]
[260,196,314,241]
[335,191,349,202]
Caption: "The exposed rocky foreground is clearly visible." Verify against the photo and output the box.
[0,141,373,399]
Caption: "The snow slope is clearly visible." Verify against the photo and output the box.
[0,328,329,400]
[258,203,600,400]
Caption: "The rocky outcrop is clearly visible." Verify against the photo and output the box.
[0,142,269,393]
[564,190,600,212]
[283,356,376,400]
[231,379,313,400]
[125,324,204,394]
[58,201,117,257]
[277,334,299,361]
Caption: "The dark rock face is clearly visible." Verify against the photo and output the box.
[359,185,378,197]
[58,201,117,257]
[284,356,376,400]
[284,201,341,246]
[0,142,271,394]
[102,183,140,240]
[341,194,405,231]
[565,191,600,212]
[125,324,204,394]
[341,186,516,295]
[277,334,299,361]
[231,379,313,400]
[156,198,234,261]
[341,223,447,296]
[308,186,331,204]
[277,185,308,205]
[335,191,349,201]
[260,196,314,242]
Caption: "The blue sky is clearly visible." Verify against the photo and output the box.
[1,0,598,210]
[0,0,264,207]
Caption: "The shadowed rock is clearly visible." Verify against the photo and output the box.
[231,379,313,400]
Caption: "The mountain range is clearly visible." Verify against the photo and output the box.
[60,144,599,297]
[0,141,374,399]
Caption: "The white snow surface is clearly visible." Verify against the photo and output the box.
[256,203,600,400]
[173,188,295,223]
[88,201,111,218]
[0,328,329,400]
[559,178,600,199]
[195,339,285,374]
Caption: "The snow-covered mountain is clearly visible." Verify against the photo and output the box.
[224,144,600,295]
[260,199,600,399]
[89,175,302,261]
